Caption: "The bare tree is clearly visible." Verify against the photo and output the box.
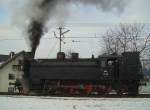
[102,23,150,58]
[103,29,122,55]
[117,24,131,53]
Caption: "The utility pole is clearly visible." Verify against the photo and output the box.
[59,27,62,52]
[54,27,70,52]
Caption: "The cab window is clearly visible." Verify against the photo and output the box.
[107,60,114,66]
[101,61,106,67]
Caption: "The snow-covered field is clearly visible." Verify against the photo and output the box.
[0,95,150,110]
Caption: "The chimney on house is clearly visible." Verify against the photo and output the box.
[9,52,15,58]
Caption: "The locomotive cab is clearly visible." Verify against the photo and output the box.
[99,52,143,96]
[99,55,120,81]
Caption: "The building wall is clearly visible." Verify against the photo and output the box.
[0,55,24,93]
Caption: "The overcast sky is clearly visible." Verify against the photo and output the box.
[0,0,150,58]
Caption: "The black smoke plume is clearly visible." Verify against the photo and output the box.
[27,0,59,56]
[28,21,43,56]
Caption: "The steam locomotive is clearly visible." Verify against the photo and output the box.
[23,52,143,96]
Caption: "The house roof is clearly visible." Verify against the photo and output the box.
[0,51,25,69]
[0,55,9,62]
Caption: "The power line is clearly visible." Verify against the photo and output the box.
[0,35,148,42]
[0,37,99,42]
[0,36,148,42]
[0,38,23,41]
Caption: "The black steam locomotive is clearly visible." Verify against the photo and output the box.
[24,52,143,96]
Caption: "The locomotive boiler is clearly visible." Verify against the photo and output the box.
[23,52,143,96]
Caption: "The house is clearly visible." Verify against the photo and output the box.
[0,51,29,94]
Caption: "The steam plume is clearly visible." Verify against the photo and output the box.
[10,0,128,56]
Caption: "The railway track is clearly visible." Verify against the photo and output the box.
[24,93,150,98]
[1,92,150,98]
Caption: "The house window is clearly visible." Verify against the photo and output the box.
[8,87,14,93]
[18,60,23,65]
[9,82,15,85]
[12,65,22,71]
[9,74,15,80]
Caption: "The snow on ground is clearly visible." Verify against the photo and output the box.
[0,95,150,110]
[140,82,150,93]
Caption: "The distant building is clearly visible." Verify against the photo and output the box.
[0,54,9,65]
[141,59,150,76]
[0,51,25,93]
